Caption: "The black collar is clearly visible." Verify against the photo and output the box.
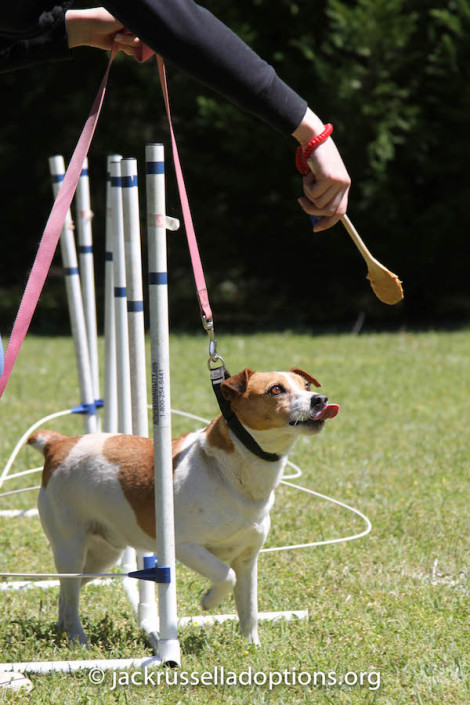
[210,366,281,463]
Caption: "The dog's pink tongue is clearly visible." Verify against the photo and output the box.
[315,403,340,420]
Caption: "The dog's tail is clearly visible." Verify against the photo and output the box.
[27,430,65,455]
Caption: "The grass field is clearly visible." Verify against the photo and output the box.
[0,329,468,703]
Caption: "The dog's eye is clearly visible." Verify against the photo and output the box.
[268,385,285,396]
[304,382,311,391]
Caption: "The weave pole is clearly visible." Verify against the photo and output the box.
[146,143,181,666]
[122,158,148,437]
[75,157,100,426]
[48,156,97,433]
[109,157,141,612]
[109,158,132,435]
[121,157,159,647]
[103,155,119,433]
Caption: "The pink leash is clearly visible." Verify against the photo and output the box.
[0,44,212,399]
[156,55,212,323]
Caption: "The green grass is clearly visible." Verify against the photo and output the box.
[0,329,469,703]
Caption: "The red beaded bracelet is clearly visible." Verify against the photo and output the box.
[295,123,334,175]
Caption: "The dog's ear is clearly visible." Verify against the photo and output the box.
[289,368,322,388]
[221,368,255,400]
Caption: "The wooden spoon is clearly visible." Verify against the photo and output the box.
[307,161,403,305]
[340,214,404,305]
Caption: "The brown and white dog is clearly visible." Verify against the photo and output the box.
[28,368,339,646]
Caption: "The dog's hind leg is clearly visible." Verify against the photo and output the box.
[53,536,89,645]
[56,534,122,645]
[38,490,89,644]
[176,543,236,610]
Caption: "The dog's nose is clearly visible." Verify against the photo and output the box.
[311,394,328,409]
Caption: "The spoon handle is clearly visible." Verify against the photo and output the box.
[340,214,376,265]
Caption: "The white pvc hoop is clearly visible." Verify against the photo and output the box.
[261,478,372,553]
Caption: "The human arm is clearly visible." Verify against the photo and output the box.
[65,7,140,56]
[0,4,140,73]
[293,108,351,232]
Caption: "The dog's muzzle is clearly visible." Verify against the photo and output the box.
[289,393,340,426]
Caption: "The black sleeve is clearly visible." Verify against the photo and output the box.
[104,0,307,135]
[0,3,73,74]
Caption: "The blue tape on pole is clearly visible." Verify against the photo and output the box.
[127,300,144,312]
[114,286,127,298]
[121,175,138,188]
[0,335,4,377]
[65,267,79,276]
[128,555,171,584]
[51,174,64,183]
[110,176,122,187]
[105,251,113,261]
[71,402,96,415]
[78,245,93,254]
[95,399,104,409]
[149,272,167,285]
[80,168,89,177]
[146,161,165,175]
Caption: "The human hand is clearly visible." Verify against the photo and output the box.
[65,8,141,58]
[292,108,351,232]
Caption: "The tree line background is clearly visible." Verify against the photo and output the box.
[0,0,469,334]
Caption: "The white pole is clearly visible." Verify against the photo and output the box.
[146,143,181,667]
[121,157,159,646]
[103,155,119,433]
[110,159,132,435]
[110,158,141,624]
[48,156,97,433]
[121,159,148,438]
[4,657,162,675]
[76,157,100,427]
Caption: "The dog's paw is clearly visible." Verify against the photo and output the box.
[201,577,235,611]
[245,630,260,646]
[200,585,223,610]
[64,627,88,647]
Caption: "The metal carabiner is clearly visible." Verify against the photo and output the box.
[202,315,221,365]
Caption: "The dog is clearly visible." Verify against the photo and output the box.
[28,368,339,646]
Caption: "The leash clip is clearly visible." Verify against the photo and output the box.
[202,315,223,368]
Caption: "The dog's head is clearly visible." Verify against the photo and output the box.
[221,368,339,438]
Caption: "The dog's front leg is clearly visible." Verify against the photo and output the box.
[176,543,236,610]
[232,552,260,645]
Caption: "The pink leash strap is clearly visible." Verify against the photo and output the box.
[133,38,212,321]
[0,48,117,399]
[156,56,213,323]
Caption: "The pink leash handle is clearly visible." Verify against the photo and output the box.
[0,48,117,399]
